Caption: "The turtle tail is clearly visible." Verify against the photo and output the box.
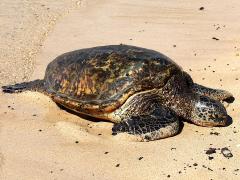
[2,79,45,93]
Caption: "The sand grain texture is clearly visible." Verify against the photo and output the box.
[1,0,240,179]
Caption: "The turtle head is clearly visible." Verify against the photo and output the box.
[191,96,228,126]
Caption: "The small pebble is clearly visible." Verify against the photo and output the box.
[212,37,219,41]
[115,164,120,167]
[208,156,214,160]
[139,157,144,160]
[206,148,216,155]
[208,167,213,171]
[199,7,204,10]
[221,147,233,158]
[210,132,219,135]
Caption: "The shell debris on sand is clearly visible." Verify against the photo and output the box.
[221,147,233,158]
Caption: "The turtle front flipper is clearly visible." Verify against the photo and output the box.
[193,83,235,103]
[112,106,179,141]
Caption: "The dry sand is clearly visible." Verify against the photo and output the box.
[0,0,240,179]
[0,0,84,86]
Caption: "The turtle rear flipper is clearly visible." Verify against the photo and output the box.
[112,107,179,141]
[2,79,45,93]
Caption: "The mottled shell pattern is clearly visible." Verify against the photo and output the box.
[44,45,182,113]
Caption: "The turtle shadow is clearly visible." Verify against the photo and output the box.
[56,103,186,137]
[177,117,184,135]
[177,119,184,134]
[56,103,110,123]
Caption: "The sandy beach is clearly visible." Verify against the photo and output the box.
[0,0,239,179]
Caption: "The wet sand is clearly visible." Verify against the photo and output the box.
[1,0,240,179]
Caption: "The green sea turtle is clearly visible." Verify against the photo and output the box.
[2,45,234,141]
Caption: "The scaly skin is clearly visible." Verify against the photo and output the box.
[193,83,235,103]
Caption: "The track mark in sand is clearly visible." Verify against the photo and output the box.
[0,152,4,170]
[55,121,102,143]
[56,121,147,143]
[112,133,143,142]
